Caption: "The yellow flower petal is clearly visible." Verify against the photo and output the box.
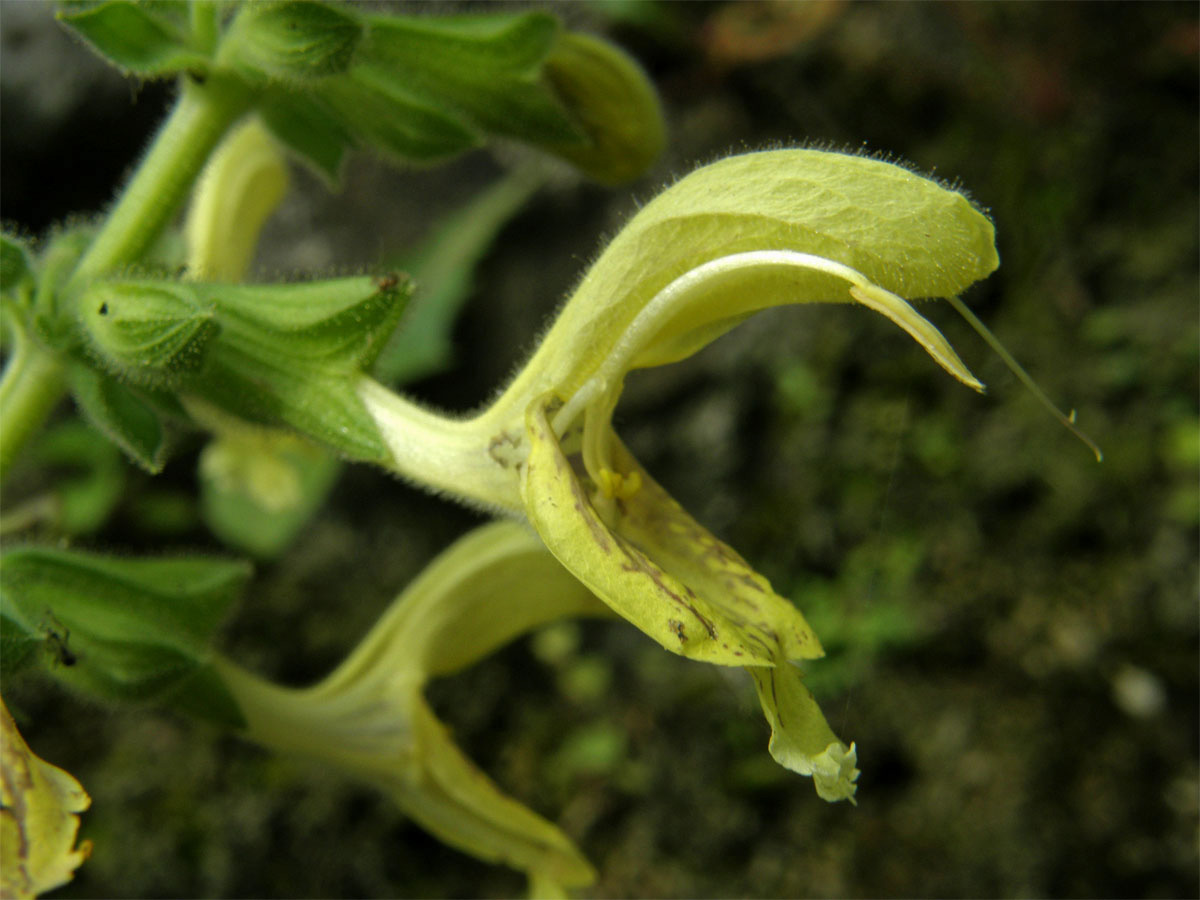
[502,148,998,403]
[185,116,289,282]
[747,664,859,803]
[0,697,92,899]
[522,396,822,666]
[394,692,596,888]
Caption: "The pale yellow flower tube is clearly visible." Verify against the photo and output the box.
[217,521,610,892]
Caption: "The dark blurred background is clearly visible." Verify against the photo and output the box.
[2,2,1197,897]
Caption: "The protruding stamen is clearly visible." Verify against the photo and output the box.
[597,467,642,500]
[944,294,1103,462]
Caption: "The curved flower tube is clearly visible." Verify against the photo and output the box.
[362,148,995,510]
[217,521,610,893]
[359,148,1001,801]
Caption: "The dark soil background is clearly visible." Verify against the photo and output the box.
[2,2,1197,898]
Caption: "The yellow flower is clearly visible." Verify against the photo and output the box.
[218,521,608,893]
[359,148,1000,801]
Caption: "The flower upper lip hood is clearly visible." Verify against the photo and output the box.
[498,148,997,405]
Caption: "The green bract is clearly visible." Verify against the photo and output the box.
[360,148,1001,800]
[56,1,208,77]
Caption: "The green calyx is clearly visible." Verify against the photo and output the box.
[68,273,412,467]
[57,1,664,184]
[0,546,251,728]
[220,1,364,84]
[80,282,218,386]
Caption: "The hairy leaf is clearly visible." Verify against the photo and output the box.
[65,363,171,473]
[56,1,206,76]
[1,233,35,298]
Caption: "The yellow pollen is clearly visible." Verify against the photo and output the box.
[597,467,642,499]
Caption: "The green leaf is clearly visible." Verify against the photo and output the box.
[1,609,41,679]
[375,171,539,384]
[1,233,35,297]
[222,0,363,84]
[65,362,171,473]
[78,281,220,387]
[29,421,127,536]
[0,547,251,728]
[256,89,352,183]
[314,66,483,164]
[31,227,93,351]
[56,1,208,77]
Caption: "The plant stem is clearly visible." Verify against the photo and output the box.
[0,329,64,482]
[1,73,253,481]
[70,72,252,286]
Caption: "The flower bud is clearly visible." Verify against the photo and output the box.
[541,32,665,184]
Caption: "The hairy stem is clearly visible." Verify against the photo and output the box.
[69,73,252,286]
[0,328,64,482]
[2,74,253,478]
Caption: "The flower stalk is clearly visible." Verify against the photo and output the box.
[0,323,65,482]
